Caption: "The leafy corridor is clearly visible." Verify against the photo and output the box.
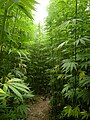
[0,0,90,120]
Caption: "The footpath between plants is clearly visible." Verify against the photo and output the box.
[28,96,50,120]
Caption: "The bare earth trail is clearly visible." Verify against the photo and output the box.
[28,96,50,120]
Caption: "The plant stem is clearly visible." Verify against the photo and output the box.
[0,9,8,51]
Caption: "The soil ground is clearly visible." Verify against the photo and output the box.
[28,96,50,120]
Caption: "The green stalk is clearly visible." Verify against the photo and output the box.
[12,8,19,34]
[1,9,8,83]
[0,9,8,51]
[73,0,77,105]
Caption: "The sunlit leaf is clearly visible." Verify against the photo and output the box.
[0,88,5,94]
[8,85,23,100]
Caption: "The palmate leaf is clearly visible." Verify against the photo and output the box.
[81,110,90,120]
[77,89,90,104]
[8,85,23,100]
[6,78,31,100]
[57,74,65,79]
[20,0,35,10]
[76,39,85,46]
[11,84,29,93]
[63,105,72,117]
[0,88,5,94]
[79,76,90,87]
[12,83,29,90]
[62,59,78,73]
[16,0,37,19]
[63,105,80,118]
[57,41,68,49]
[5,0,14,10]
[62,84,71,94]
[74,36,90,46]
[7,78,22,83]
[3,84,8,92]
[17,4,33,19]
[62,84,74,99]
[64,89,74,99]
[72,106,80,118]
[13,70,24,78]
[81,61,90,69]
[3,0,37,19]
[0,88,7,100]
[77,53,90,62]
[0,109,16,119]
[59,20,70,28]
[74,38,85,46]
[17,104,29,116]
[20,50,29,60]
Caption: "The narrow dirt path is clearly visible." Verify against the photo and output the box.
[28,96,50,120]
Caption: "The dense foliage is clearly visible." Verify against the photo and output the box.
[0,0,36,119]
[46,0,90,119]
[0,0,90,120]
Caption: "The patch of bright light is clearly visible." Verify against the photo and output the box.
[33,0,49,24]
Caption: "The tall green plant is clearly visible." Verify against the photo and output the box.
[46,0,90,119]
[0,0,36,119]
